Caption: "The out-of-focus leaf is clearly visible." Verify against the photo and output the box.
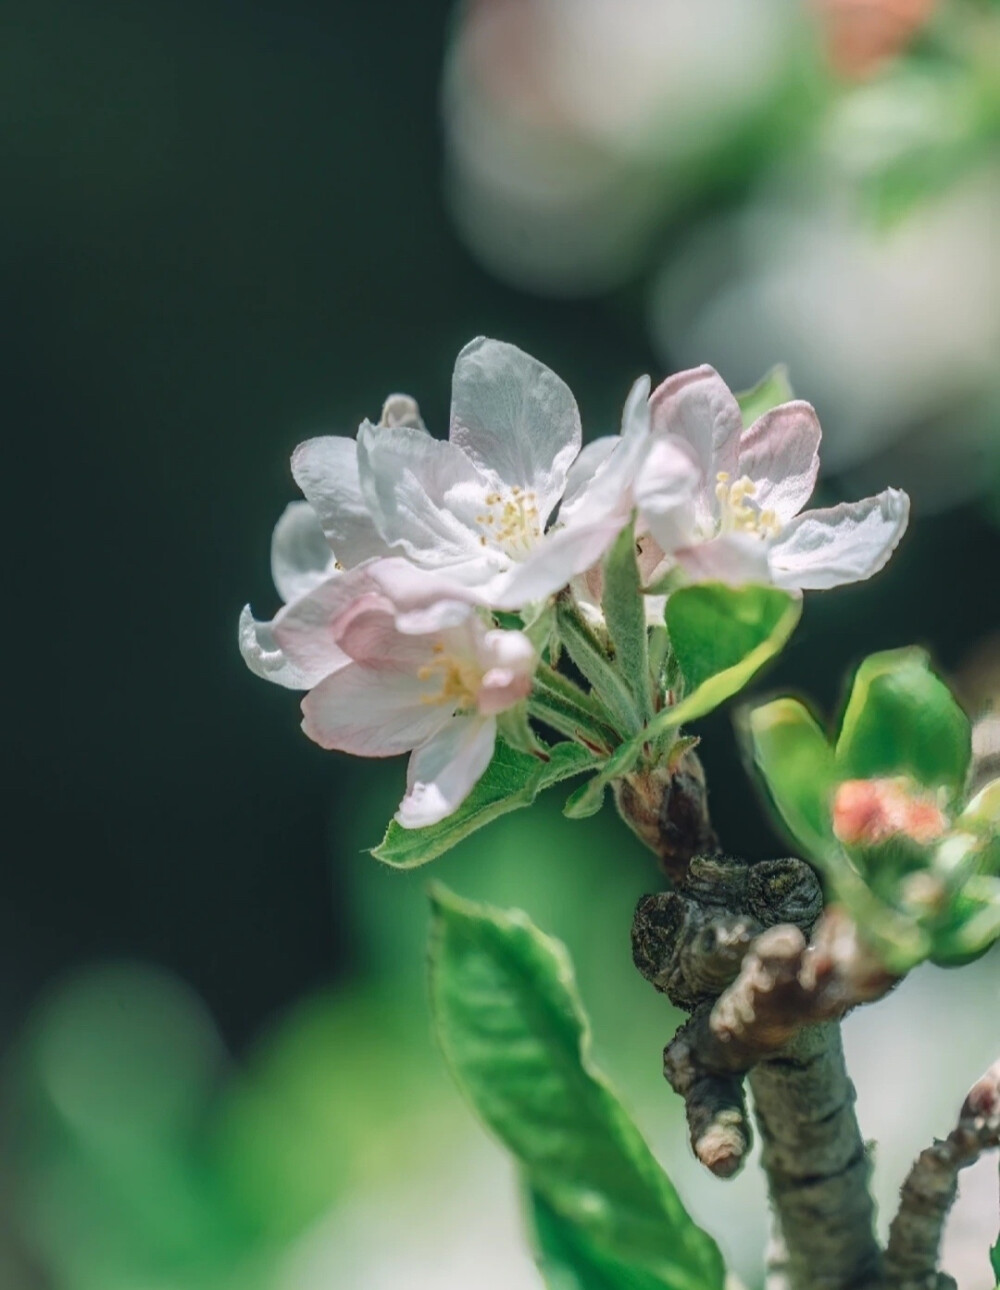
[990,1215,999,1285]
[734,365,793,428]
[428,888,726,1290]
[835,648,971,796]
[530,1188,677,1290]
[646,583,800,737]
[602,520,652,722]
[372,741,596,868]
[745,696,838,863]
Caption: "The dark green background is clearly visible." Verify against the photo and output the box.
[5,0,998,1057]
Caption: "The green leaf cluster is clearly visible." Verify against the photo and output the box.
[745,647,1000,970]
[428,888,727,1290]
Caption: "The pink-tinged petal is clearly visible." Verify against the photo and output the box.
[396,715,498,828]
[301,662,450,756]
[331,594,437,671]
[450,337,581,524]
[291,436,391,567]
[649,365,742,515]
[363,557,487,629]
[768,488,910,591]
[476,629,536,714]
[673,533,772,586]
[271,566,382,675]
[634,434,702,554]
[238,605,345,690]
[560,375,651,527]
[356,420,496,568]
[485,518,626,610]
[270,501,337,603]
[737,402,821,523]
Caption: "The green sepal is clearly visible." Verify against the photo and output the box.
[643,583,801,740]
[428,889,726,1290]
[835,647,972,797]
[556,597,644,737]
[563,739,644,821]
[372,740,597,869]
[601,518,652,722]
[734,365,794,428]
[497,703,549,758]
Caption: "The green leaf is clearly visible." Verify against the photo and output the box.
[745,696,838,864]
[734,365,794,428]
[563,739,644,821]
[602,521,652,722]
[835,648,972,796]
[531,1188,675,1290]
[644,583,801,739]
[428,889,726,1290]
[372,741,597,869]
[556,598,644,737]
[991,1215,999,1286]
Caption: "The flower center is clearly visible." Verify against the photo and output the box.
[476,486,542,558]
[418,642,481,709]
[714,472,781,539]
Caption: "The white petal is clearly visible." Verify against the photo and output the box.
[238,604,342,690]
[673,533,772,586]
[290,436,391,567]
[768,488,910,591]
[449,337,582,524]
[560,375,651,527]
[364,557,487,625]
[270,501,337,603]
[396,715,498,828]
[485,518,625,610]
[649,366,742,520]
[634,434,702,554]
[356,420,495,568]
[561,437,619,512]
[737,401,821,523]
[301,662,451,756]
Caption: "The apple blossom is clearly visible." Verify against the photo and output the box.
[290,337,627,612]
[566,364,910,592]
[242,556,536,827]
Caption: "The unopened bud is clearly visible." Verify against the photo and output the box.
[832,777,948,848]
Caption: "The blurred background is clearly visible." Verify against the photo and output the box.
[3,1,999,1286]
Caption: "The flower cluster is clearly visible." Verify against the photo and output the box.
[241,338,909,827]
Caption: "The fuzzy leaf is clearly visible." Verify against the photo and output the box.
[602,520,652,722]
[556,598,643,736]
[734,366,794,428]
[372,741,596,868]
[835,648,971,796]
[563,739,644,820]
[645,583,800,739]
[429,890,726,1290]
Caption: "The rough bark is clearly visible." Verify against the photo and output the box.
[883,1057,1000,1290]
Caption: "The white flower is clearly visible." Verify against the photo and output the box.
[569,364,910,591]
[290,337,627,611]
[260,561,536,828]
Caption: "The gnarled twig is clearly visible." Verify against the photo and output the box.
[884,1057,1000,1290]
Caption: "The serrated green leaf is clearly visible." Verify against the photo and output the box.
[835,648,971,796]
[563,740,644,821]
[643,583,800,740]
[428,889,726,1290]
[531,1188,676,1290]
[734,365,794,428]
[372,741,597,868]
[602,520,652,722]
[745,697,838,864]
